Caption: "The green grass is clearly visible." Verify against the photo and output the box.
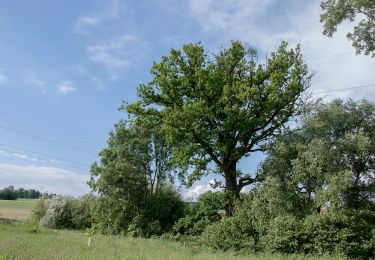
[0,199,36,210]
[0,223,341,260]
[0,199,36,221]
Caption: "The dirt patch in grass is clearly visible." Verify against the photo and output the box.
[0,208,31,221]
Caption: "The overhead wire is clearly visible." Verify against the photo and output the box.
[0,124,97,156]
[0,147,89,172]
[306,51,353,61]
[0,143,90,168]
[311,83,375,95]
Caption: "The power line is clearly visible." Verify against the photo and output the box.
[0,124,97,156]
[0,143,90,168]
[311,83,375,95]
[0,147,89,172]
[306,51,353,61]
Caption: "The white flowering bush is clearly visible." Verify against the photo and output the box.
[39,196,76,229]
[32,195,94,229]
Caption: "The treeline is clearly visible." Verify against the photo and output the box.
[0,186,54,200]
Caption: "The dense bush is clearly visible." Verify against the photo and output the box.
[302,209,375,258]
[91,186,185,236]
[201,200,375,258]
[32,194,94,230]
[173,191,226,236]
[200,206,258,252]
[72,194,95,229]
[39,196,75,229]
[260,215,303,254]
[144,186,185,232]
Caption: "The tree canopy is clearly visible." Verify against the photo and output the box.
[320,0,375,57]
[89,121,183,235]
[126,41,311,215]
[261,99,375,213]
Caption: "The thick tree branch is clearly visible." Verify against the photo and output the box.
[238,176,256,190]
[191,131,223,167]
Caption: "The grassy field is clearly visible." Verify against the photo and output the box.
[0,223,341,260]
[0,200,341,259]
[0,199,36,221]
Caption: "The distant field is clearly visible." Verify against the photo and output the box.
[0,199,36,221]
[0,224,341,260]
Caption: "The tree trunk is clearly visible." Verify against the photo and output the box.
[224,163,239,217]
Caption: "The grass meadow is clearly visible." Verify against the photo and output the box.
[0,224,342,260]
[0,199,341,260]
[0,199,36,221]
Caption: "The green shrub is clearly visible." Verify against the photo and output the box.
[201,218,257,252]
[144,186,185,232]
[260,215,303,254]
[127,215,145,237]
[145,220,162,237]
[72,194,95,229]
[172,191,225,236]
[173,212,217,236]
[31,196,49,223]
[302,209,375,258]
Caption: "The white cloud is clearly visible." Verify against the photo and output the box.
[0,163,89,196]
[87,35,140,68]
[188,0,375,100]
[0,150,61,164]
[182,179,222,201]
[0,71,8,86]
[56,80,76,95]
[74,0,125,34]
[189,0,275,36]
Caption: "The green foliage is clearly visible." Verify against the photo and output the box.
[31,196,48,223]
[200,99,375,258]
[260,215,303,254]
[89,120,182,235]
[31,195,94,230]
[0,186,54,200]
[261,99,375,213]
[126,41,311,204]
[302,209,375,258]
[127,215,145,237]
[200,206,258,252]
[39,196,75,229]
[320,0,375,57]
[173,191,226,236]
[145,186,185,231]
[72,194,95,229]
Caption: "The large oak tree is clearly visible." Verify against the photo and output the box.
[127,41,311,214]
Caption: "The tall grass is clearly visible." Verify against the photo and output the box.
[0,223,342,260]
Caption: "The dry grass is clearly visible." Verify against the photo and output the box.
[0,208,30,221]
[0,199,36,221]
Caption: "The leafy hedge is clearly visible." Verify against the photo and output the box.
[201,206,375,258]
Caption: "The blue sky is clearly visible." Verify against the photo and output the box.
[0,0,374,198]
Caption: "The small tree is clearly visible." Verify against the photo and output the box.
[127,41,311,215]
[89,121,182,234]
